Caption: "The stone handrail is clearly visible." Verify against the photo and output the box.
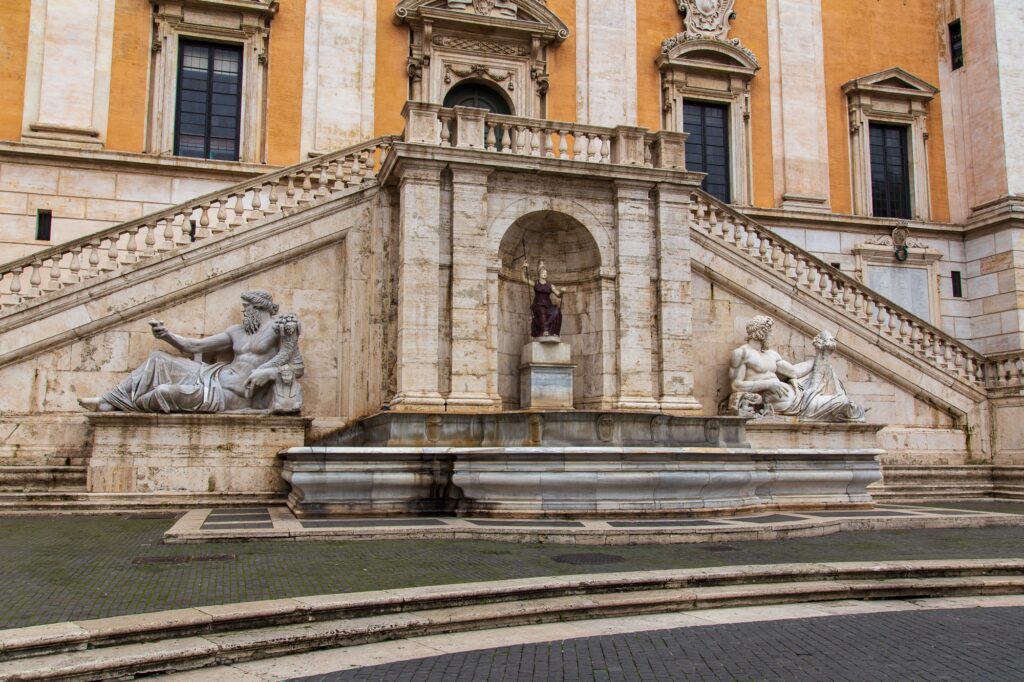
[402,101,688,170]
[0,136,397,315]
[687,190,989,389]
[984,353,1024,390]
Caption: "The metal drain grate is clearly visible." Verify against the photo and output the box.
[552,553,625,566]
[132,554,237,565]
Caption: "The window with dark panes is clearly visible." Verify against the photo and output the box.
[949,19,964,70]
[175,40,242,161]
[683,101,730,203]
[869,123,911,219]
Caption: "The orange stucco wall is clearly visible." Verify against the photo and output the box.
[266,1,306,165]
[0,0,30,141]
[545,0,575,123]
[374,0,408,137]
[821,0,950,221]
[635,0,774,208]
[106,0,150,152]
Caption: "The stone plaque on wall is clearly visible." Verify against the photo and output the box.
[865,265,931,322]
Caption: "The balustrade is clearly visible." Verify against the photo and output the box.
[685,190,989,389]
[0,137,395,316]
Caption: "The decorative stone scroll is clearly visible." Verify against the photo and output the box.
[78,290,304,415]
[676,0,736,41]
[720,316,866,423]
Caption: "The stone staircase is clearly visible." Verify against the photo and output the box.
[0,136,396,320]
[0,466,86,492]
[0,560,1021,680]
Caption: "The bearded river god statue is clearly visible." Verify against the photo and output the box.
[721,315,866,423]
[78,290,304,414]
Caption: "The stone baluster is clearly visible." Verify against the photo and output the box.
[710,207,723,238]
[171,213,189,245]
[543,128,555,158]
[157,218,173,250]
[213,200,229,233]
[266,180,281,215]
[140,222,156,257]
[1015,356,1024,384]
[65,247,82,284]
[500,125,512,154]
[530,127,541,157]
[26,261,43,297]
[103,237,119,271]
[932,337,945,368]
[84,242,101,279]
[300,172,314,204]
[439,113,452,148]
[733,219,746,247]
[484,121,497,152]
[831,278,843,305]
[745,225,758,253]
[123,228,141,264]
[285,175,297,207]
[231,192,246,227]
[195,205,211,240]
[44,256,63,291]
[884,307,898,337]
[899,318,912,345]
[251,184,264,218]
[758,236,770,263]
[558,129,569,159]
[514,126,527,155]
[794,258,807,287]
[6,267,22,304]
[573,132,586,160]
[771,244,784,271]
[351,153,363,181]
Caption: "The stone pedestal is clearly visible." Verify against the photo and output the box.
[86,413,310,494]
[519,339,574,410]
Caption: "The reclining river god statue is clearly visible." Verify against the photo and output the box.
[722,315,865,422]
[78,290,304,414]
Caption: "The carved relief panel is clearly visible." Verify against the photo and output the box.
[395,0,568,118]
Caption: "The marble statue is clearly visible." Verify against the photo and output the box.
[78,290,304,414]
[520,260,563,337]
[722,315,865,422]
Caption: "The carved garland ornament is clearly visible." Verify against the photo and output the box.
[447,0,518,19]
[432,35,530,57]
[444,63,516,90]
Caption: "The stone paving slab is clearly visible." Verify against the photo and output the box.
[287,605,1024,681]
[163,502,1024,545]
[2,507,1024,630]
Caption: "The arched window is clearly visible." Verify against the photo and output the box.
[443,82,512,115]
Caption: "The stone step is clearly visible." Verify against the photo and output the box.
[0,492,285,513]
[0,560,1022,680]
[0,467,86,492]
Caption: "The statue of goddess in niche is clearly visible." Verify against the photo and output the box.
[520,260,563,337]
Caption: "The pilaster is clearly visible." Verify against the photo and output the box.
[613,180,659,410]
[447,164,500,411]
[391,159,445,410]
[654,185,702,413]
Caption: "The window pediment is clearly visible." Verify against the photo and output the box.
[842,68,938,102]
[395,0,568,43]
[658,38,758,78]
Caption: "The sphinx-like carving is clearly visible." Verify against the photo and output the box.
[721,315,865,422]
[78,290,304,414]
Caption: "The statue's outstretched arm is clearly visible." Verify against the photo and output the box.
[520,261,532,286]
[151,320,232,355]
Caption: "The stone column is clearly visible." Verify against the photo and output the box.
[767,0,830,211]
[654,185,702,413]
[613,181,659,410]
[390,160,445,410]
[447,164,500,411]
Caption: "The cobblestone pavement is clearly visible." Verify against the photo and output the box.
[1,506,1023,629]
[293,606,1024,681]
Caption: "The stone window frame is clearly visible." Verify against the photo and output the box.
[852,232,944,324]
[657,38,759,207]
[394,0,568,120]
[842,68,938,222]
[149,0,278,164]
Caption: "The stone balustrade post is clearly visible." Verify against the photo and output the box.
[401,101,442,145]
[451,106,487,150]
[651,131,688,170]
[611,126,648,166]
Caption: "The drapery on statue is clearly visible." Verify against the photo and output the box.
[78,290,304,414]
[520,260,563,337]
[722,315,865,422]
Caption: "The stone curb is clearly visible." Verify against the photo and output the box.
[1,560,1022,681]
[163,511,1024,545]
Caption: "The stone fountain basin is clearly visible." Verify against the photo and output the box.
[280,445,883,519]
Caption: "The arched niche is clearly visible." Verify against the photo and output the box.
[496,210,603,408]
